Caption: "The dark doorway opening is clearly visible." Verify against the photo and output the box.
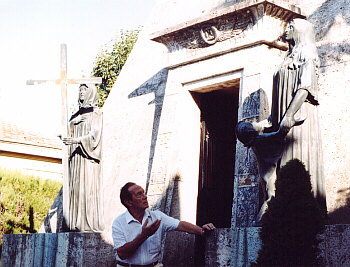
[192,85,239,266]
[193,85,239,228]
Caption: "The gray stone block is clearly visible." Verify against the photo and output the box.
[1,233,115,267]
[205,225,350,267]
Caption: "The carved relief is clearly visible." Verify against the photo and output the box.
[161,10,254,51]
[152,2,304,57]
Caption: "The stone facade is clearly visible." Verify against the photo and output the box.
[99,0,350,265]
[103,0,304,229]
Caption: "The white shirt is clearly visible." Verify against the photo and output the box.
[112,209,180,265]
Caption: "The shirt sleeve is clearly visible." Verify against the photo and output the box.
[156,211,180,232]
[112,219,126,250]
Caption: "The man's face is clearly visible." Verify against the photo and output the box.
[127,184,149,210]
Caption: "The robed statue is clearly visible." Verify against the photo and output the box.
[237,19,326,221]
[62,84,104,232]
[271,18,326,209]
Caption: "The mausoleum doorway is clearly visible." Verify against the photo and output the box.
[190,81,239,228]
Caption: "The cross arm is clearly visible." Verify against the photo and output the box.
[26,80,55,85]
[67,77,102,85]
[27,77,102,86]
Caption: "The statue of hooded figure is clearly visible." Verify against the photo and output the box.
[270,19,326,210]
[237,19,326,222]
[62,83,104,232]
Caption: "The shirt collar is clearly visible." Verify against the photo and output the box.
[125,209,151,224]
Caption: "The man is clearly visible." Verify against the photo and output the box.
[112,182,215,267]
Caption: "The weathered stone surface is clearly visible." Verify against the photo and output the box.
[205,225,350,267]
[162,231,196,266]
[1,232,115,267]
[318,224,350,266]
[234,186,260,227]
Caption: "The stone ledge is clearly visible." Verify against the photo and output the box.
[205,224,350,266]
[2,232,116,267]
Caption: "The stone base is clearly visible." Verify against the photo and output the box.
[205,224,350,267]
[1,232,116,267]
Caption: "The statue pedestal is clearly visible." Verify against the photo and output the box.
[1,232,116,267]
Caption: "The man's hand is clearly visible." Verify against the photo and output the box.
[202,223,215,232]
[141,219,161,239]
[177,221,216,235]
[116,219,161,260]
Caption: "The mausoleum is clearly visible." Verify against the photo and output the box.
[2,0,350,266]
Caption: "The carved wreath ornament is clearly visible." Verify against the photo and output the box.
[200,26,219,45]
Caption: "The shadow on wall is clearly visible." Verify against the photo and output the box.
[128,69,169,193]
[308,0,350,68]
[327,188,350,224]
[253,159,325,267]
[159,173,199,267]
[42,187,66,233]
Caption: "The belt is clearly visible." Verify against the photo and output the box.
[116,260,158,267]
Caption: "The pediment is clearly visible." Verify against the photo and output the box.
[151,0,305,68]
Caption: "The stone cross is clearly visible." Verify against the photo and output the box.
[27,44,102,228]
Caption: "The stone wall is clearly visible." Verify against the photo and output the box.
[4,225,350,267]
[205,225,350,266]
[2,232,115,267]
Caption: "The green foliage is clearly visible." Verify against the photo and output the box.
[253,159,325,267]
[0,168,62,255]
[92,29,140,107]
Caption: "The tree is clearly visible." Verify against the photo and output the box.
[92,29,140,107]
[253,159,325,266]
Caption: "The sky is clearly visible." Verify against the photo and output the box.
[0,0,156,137]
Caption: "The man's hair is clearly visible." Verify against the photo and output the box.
[120,182,136,208]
